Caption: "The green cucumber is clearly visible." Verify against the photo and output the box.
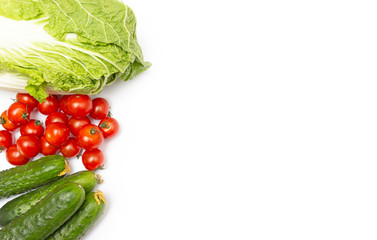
[46,190,106,240]
[0,155,70,199]
[0,171,102,226]
[0,182,85,240]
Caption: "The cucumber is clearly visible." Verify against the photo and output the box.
[0,155,70,199]
[46,190,106,240]
[0,182,85,240]
[0,171,102,226]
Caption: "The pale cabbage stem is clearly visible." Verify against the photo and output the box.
[0,71,74,95]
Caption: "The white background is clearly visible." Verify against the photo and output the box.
[1,0,377,239]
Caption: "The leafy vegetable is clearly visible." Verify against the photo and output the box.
[0,0,150,102]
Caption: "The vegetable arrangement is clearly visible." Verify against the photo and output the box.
[0,0,148,238]
[0,0,150,102]
[0,156,106,240]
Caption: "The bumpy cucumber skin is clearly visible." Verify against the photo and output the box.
[0,155,67,198]
[0,182,85,240]
[0,171,97,226]
[46,192,106,240]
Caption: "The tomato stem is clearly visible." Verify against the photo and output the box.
[34,120,43,126]
[99,120,110,129]
[0,117,5,125]
[22,105,29,120]
[76,148,84,159]
[0,146,5,153]
[90,128,100,135]
[21,112,29,120]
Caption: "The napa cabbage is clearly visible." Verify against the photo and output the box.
[0,0,150,101]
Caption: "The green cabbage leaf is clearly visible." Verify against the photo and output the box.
[0,0,150,101]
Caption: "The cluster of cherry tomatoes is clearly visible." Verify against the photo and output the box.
[0,93,119,171]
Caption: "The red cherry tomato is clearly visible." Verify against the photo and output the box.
[16,135,41,158]
[98,117,119,139]
[20,120,44,138]
[60,137,81,158]
[90,98,109,120]
[0,111,19,131]
[68,116,91,136]
[38,95,60,115]
[8,102,31,124]
[6,145,30,166]
[45,112,68,127]
[0,130,13,152]
[67,95,93,118]
[82,149,104,171]
[45,122,70,147]
[60,95,70,115]
[40,136,59,156]
[16,93,39,110]
[77,124,104,150]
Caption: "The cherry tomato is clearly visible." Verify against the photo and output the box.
[60,95,70,115]
[90,98,109,120]
[45,112,68,127]
[0,110,20,132]
[0,130,13,152]
[6,145,30,166]
[77,124,104,150]
[67,95,93,118]
[82,149,104,171]
[16,93,39,110]
[16,135,41,158]
[38,95,60,115]
[20,120,44,138]
[45,122,70,147]
[98,117,119,139]
[60,137,81,158]
[40,136,59,156]
[68,116,91,136]
[8,102,31,124]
